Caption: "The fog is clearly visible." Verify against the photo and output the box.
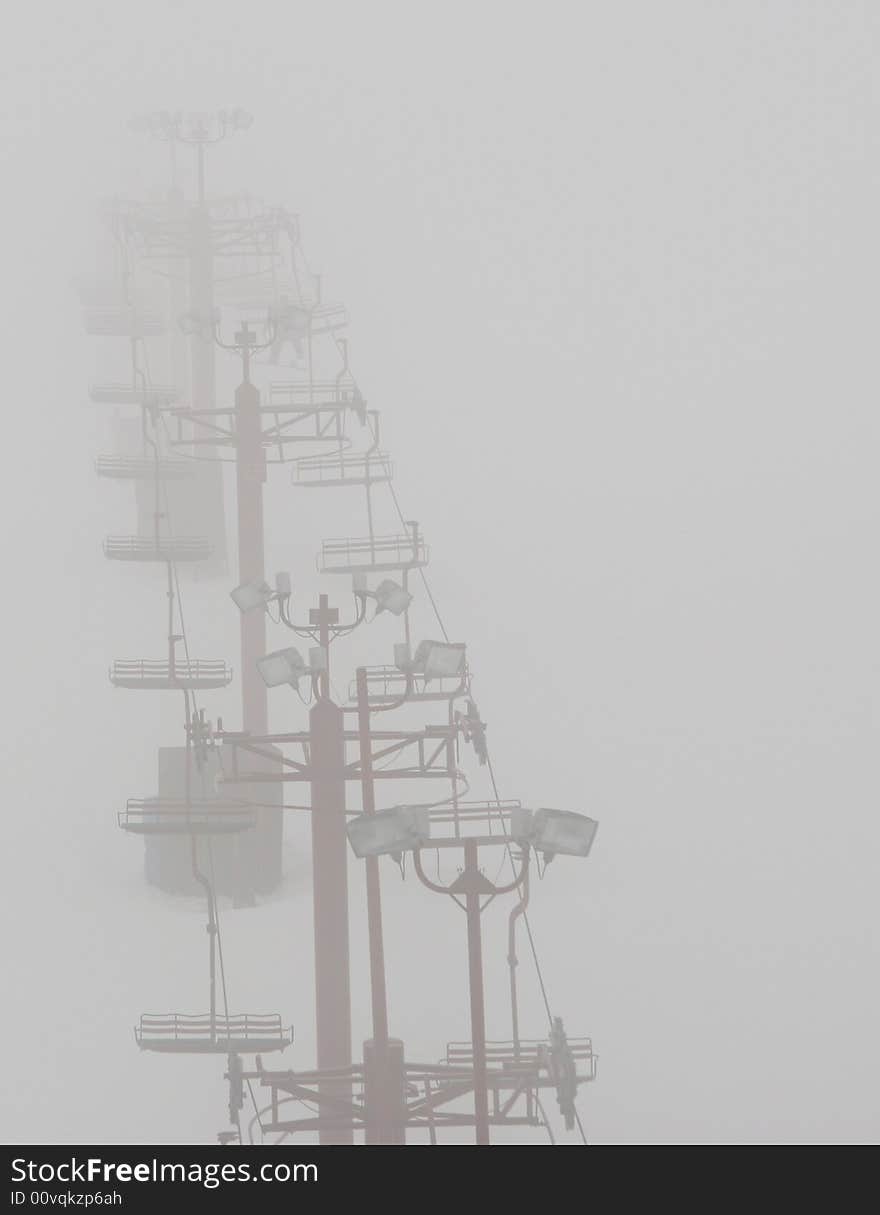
[1,0,878,1145]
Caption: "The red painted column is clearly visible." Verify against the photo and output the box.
[309,692,353,1144]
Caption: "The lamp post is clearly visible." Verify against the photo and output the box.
[250,591,365,1145]
[215,321,275,739]
[132,108,252,474]
[346,804,597,1145]
[131,109,253,205]
[355,665,407,1145]
[412,839,528,1145]
[307,596,353,1144]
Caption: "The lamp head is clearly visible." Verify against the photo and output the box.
[347,805,431,858]
[413,640,467,679]
[256,647,307,688]
[230,579,275,614]
[373,579,413,617]
[256,646,327,690]
[512,807,598,859]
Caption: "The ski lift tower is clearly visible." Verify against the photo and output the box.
[121,111,318,896]
[86,109,602,1147]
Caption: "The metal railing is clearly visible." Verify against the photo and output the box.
[347,665,466,704]
[103,535,213,562]
[269,379,364,410]
[319,532,428,573]
[95,455,193,480]
[135,1013,293,1052]
[446,1038,596,1079]
[110,659,232,689]
[292,451,393,488]
[89,381,178,406]
[118,798,255,835]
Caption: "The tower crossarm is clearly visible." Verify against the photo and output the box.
[248,1046,595,1138]
[213,726,460,786]
[165,403,352,452]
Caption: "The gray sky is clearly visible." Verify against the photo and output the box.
[1,0,878,1145]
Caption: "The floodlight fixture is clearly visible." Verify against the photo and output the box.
[346,805,432,859]
[512,808,598,859]
[509,806,535,842]
[413,639,467,679]
[256,647,308,688]
[256,646,327,689]
[351,576,412,617]
[231,573,293,614]
[230,579,275,613]
[532,809,598,857]
[373,580,413,616]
